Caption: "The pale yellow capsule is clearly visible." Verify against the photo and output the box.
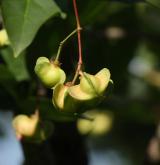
[0,29,10,46]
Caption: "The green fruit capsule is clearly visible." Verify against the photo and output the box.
[0,29,10,46]
[80,73,100,95]
[69,68,111,101]
[34,57,66,88]
[12,111,39,139]
[94,68,111,94]
[69,68,111,110]
[12,111,54,142]
[52,68,111,113]
[52,84,78,113]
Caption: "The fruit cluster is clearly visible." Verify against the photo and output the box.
[12,55,112,141]
[34,56,112,113]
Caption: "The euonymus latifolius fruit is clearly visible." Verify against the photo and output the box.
[52,68,112,113]
[12,111,54,142]
[35,57,66,88]
[0,29,10,46]
[12,111,39,140]
[52,84,79,113]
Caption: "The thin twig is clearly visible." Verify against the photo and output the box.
[72,0,83,84]
[55,28,80,62]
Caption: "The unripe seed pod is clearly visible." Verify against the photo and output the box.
[52,68,112,113]
[80,73,100,95]
[12,111,39,139]
[34,57,66,88]
[69,68,111,101]
[0,29,10,46]
[52,84,78,113]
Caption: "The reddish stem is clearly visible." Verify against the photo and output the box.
[72,0,83,84]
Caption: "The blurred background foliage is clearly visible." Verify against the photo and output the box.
[0,0,160,165]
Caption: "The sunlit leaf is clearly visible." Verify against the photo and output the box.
[1,0,63,57]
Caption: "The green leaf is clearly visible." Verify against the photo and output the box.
[146,0,160,8]
[1,47,30,81]
[1,0,62,57]
[0,64,14,81]
[0,64,20,105]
